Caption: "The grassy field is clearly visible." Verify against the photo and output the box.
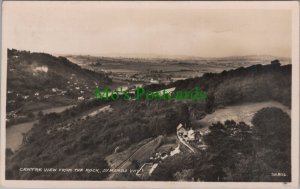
[198,101,291,127]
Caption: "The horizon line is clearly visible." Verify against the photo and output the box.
[7,48,291,60]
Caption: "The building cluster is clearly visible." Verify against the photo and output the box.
[176,123,196,142]
[149,152,168,161]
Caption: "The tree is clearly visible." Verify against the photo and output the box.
[131,159,140,169]
[37,111,43,118]
[251,107,291,182]
[193,120,253,181]
[164,109,180,134]
[271,59,281,66]
[151,153,195,181]
[252,107,290,147]
[27,112,35,119]
[179,104,191,128]
[6,148,14,157]
[205,93,215,113]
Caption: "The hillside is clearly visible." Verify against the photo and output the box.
[168,61,291,110]
[6,60,292,181]
[6,49,112,125]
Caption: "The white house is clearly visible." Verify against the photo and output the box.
[78,96,84,100]
[187,129,195,141]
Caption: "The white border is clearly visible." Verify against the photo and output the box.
[1,1,299,188]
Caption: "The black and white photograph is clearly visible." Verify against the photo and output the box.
[0,1,299,188]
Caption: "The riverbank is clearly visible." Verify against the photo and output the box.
[6,104,76,152]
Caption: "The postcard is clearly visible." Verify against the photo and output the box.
[1,1,299,188]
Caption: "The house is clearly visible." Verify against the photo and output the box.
[178,126,189,140]
[161,153,168,160]
[187,128,195,141]
[182,131,189,140]
[33,66,48,73]
[198,144,208,150]
[177,123,196,141]
[8,100,15,104]
[78,96,84,100]
[177,123,186,137]
[150,78,159,84]
[170,145,180,156]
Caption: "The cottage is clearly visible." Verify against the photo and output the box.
[177,123,186,137]
[78,96,84,100]
[150,78,159,84]
[187,128,195,141]
[44,94,51,99]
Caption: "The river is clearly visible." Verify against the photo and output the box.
[6,104,75,152]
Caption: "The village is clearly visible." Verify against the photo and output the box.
[134,123,208,179]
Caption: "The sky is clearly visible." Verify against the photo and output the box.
[3,2,292,58]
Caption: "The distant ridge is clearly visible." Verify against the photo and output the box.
[66,53,290,61]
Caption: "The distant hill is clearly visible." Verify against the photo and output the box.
[66,54,291,66]
[168,61,291,109]
[66,55,290,81]
[6,49,112,114]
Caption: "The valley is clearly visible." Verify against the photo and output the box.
[5,49,292,182]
